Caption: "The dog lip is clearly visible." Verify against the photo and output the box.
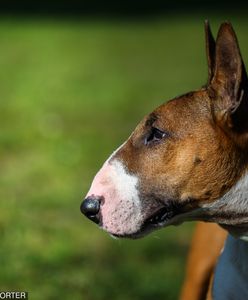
[145,207,176,225]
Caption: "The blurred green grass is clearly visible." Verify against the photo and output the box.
[0,16,247,300]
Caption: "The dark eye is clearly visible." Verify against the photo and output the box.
[145,127,169,145]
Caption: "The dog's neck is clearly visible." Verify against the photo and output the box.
[201,169,248,241]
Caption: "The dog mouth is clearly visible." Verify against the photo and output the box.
[145,206,176,225]
[112,202,184,239]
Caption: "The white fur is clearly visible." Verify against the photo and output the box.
[108,159,140,209]
[98,158,143,235]
[203,171,248,213]
[213,171,248,218]
[200,171,248,239]
[86,139,143,235]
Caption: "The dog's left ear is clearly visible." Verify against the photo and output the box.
[208,22,248,137]
[205,20,216,84]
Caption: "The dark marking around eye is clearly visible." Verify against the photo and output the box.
[145,127,170,145]
[145,113,158,127]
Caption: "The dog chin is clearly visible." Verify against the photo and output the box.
[104,217,177,240]
[108,227,155,239]
[106,221,171,239]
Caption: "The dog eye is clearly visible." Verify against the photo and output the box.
[145,127,169,145]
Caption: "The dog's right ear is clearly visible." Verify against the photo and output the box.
[207,22,248,146]
[205,20,216,84]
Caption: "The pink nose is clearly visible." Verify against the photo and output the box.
[80,196,101,224]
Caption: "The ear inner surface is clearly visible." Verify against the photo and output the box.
[209,22,248,136]
[212,22,242,104]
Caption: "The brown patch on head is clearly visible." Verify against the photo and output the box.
[113,22,248,219]
[115,88,246,212]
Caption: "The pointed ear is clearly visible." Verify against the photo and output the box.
[205,20,216,84]
[208,22,248,135]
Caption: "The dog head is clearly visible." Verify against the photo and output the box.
[81,22,248,238]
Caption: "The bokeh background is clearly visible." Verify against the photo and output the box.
[1,1,248,299]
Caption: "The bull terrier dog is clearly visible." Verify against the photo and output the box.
[80,21,248,299]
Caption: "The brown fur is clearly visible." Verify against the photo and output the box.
[113,22,248,223]
[115,87,245,216]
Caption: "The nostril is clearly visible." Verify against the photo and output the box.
[81,196,100,215]
[80,196,101,224]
